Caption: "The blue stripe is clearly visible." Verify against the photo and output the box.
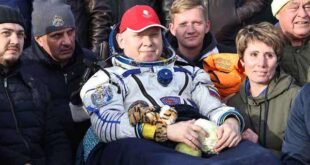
[86,106,121,124]
[113,73,127,96]
[174,67,193,77]
[122,69,141,77]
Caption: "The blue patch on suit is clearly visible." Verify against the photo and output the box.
[160,96,181,106]
[91,86,113,107]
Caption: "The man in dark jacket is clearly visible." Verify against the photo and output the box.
[0,5,71,165]
[167,0,235,68]
[22,0,98,162]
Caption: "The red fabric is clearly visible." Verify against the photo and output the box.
[119,5,166,33]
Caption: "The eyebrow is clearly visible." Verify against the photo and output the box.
[0,28,24,33]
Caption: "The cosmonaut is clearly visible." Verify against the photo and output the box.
[80,5,244,152]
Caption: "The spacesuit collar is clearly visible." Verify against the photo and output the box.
[112,53,176,70]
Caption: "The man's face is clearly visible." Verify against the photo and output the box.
[35,28,75,65]
[277,0,310,40]
[0,23,24,66]
[169,6,210,51]
[116,27,163,62]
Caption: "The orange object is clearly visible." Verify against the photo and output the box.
[203,53,245,98]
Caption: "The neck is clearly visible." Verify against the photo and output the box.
[178,44,202,62]
[290,38,304,47]
[250,83,268,97]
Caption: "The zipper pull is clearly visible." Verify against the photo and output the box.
[64,73,68,84]
[3,78,7,88]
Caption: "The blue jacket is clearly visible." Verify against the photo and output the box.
[0,60,71,165]
[282,83,310,164]
[22,40,98,160]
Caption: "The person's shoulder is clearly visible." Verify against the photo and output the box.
[21,45,36,60]
[299,83,310,97]
[226,92,243,106]
[81,48,97,61]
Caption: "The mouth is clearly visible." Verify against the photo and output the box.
[6,47,19,53]
[254,71,268,75]
[60,48,73,54]
[185,36,198,40]
[294,21,309,25]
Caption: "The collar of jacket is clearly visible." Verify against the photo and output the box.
[32,40,84,69]
[0,59,21,77]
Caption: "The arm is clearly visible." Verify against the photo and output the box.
[191,68,244,151]
[282,85,310,164]
[86,0,112,56]
[80,70,136,142]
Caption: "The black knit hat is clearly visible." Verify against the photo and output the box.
[0,5,25,29]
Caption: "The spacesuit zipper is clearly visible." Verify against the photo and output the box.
[3,78,31,152]
[132,75,160,107]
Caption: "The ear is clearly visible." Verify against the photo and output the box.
[34,36,45,47]
[240,57,245,67]
[116,33,125,49]
[169,22,176,36]
[204,20,211,33]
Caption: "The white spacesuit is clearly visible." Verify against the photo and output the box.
[80,29,244,143]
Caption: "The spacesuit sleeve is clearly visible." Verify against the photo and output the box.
[191,68,244,131]
[80,70,136,142]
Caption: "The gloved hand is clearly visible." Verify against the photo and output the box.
[128,101,160,126]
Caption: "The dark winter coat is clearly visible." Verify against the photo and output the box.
[22,40,98,161]
[0,60,71,165]
[282,83,310,164]
[66,0,112,56]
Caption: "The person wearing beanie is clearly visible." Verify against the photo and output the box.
[79,5,280,165]
[22,0,98,163]
[0,0,33,49]
[271,0,310,85]
[0,5,72,165]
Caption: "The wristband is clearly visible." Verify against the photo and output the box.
[142,123,157,140]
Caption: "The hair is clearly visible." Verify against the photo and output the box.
[236,22,285,61]
[169,0,208,22]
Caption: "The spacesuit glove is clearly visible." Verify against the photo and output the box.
[128,103,159,126]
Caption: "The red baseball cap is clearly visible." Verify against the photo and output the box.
[119,5,167,33]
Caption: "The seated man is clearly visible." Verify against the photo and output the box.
[80,5,280,165]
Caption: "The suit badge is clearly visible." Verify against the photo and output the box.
[91,85,113,107]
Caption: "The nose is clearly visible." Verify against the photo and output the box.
[10,33,20,45]
[257,55,267,68]
[142,36,153,46]
[61,32,72,45]
[186,24,196,33]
